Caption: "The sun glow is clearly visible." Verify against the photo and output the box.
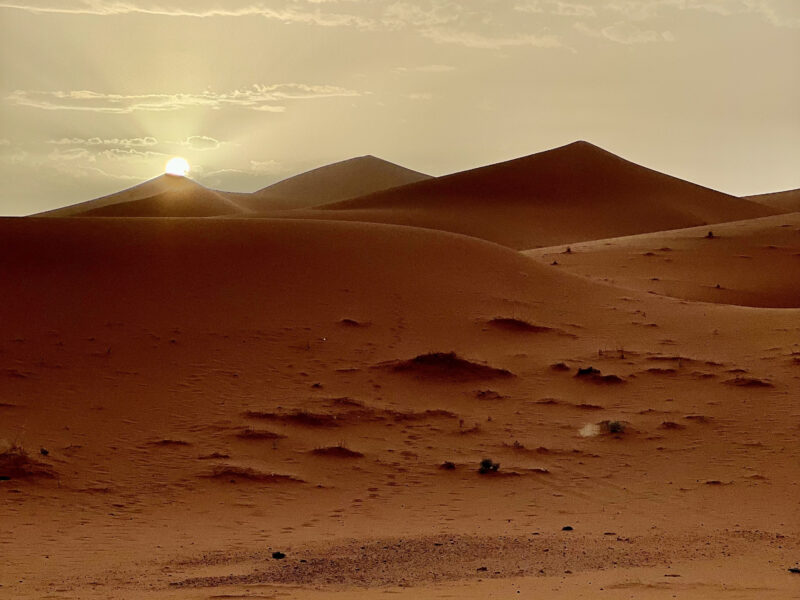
[165,157,190,177]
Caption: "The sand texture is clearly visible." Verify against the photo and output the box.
[3,147,800,598]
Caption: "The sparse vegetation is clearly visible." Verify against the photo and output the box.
[487,318,552,334]
[207,465,304,483]
[0,441,55,480]
[311,444,363,458]
[244,410,341,427]
[236,428,286,440]
[478,458,500,474]
[606,421,625,434]
[385,352,514,380]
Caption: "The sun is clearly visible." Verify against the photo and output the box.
[165,157,190,177]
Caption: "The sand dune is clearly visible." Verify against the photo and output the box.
[285,141,779,249]
[35,174,247,218]
[242,155,432,211]
[35,143,780,250]
[524,212,800,308]
[745,188,800,212]
[2,215,799,598]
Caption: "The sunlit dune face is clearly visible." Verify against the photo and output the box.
[165,157,190,177]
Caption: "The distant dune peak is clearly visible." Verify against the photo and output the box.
[34,172,245,218]
[239,153,432,211]
[308,140,777,248]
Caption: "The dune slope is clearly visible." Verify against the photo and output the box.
[745,188,800,212]
[1,218,798,599]
[524,213,800,308]
[242,155,432,211]
[33,175,247,218]
[281,141,779,249]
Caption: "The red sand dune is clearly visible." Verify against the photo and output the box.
[525,212,800,308]
[241,155,432,211]
[35,174,247,217]
[2,216,799,598]
[280,141,779,249]
[745,188,800,212]
[35,143,781,251]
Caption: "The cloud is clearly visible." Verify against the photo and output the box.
[47,136,159,147]
[248,159,281,173]
[575,20,674,43]
[381,1,462,28]
[6,84,365,114]
[515,1,597,18]
[0,1,376,27]
[603,0,799,28]
[1,0,796,34]
[422,27,564,49]
[200,159,281,178]
[395,64,456,72]
[183,135,221,151]
[97,147,166,161]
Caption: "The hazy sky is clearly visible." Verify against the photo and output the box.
[0,0,798,215]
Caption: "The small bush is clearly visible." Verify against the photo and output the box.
[607,421,625,434]
[479,458,500,474]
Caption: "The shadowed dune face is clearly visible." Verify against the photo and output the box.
[34,174,248,218]
[745,188,800,212]
[80,187,244,217]
[33,156,430,218]
[32,142,783,250]
[525,213,800,308]
[0,217,583,334]
[242,155,432,211]
[278,141,780,249]
[381,352,514,381]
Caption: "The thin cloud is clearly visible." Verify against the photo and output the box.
[7,84,365,114]
[516,1,597,18]
[1,0,796,31]
[182,136,221,151]
[395,64,456,72]
[603,0,799,28]
[47,136,159,147]
[576,20,674,43]
[422,27,565,49]
[0,1,376,27]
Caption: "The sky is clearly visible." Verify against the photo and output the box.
[0,0,798,215]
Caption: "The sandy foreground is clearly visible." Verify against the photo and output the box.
[1,217,799,599]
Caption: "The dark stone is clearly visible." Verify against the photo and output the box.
[576,367,600,377]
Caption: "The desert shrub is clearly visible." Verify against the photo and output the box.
[479,458,500,474]
[607,421,625,434]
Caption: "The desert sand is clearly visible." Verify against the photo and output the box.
[36,175,248,218]
[2,144,799,599]
[525,213,800,308]
[746,188,800,213]
[241,155,432,211]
